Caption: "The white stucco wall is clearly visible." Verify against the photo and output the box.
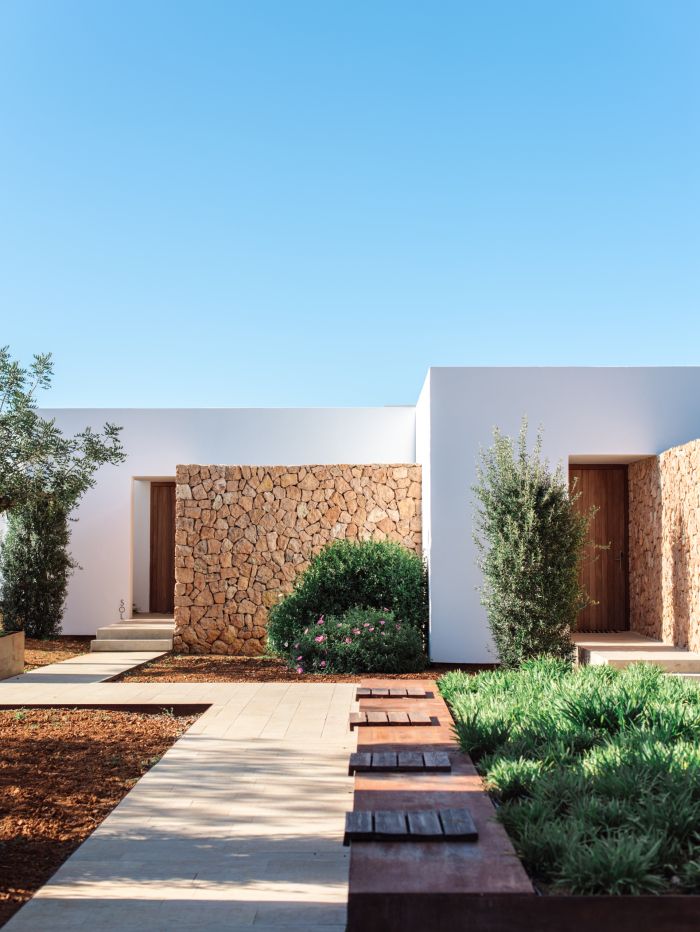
[41,407,417,635]
[424,367,700,663]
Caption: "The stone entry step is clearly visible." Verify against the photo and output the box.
[90,638,173,652]
[90,619,175,653]
[573,631,700,673]
[344,807,478,845]
[349,710,434,730]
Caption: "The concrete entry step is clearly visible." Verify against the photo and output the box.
[90,638,173,652]
[573,631,700,673]
[91,618,175,652]
[96,623,175,640]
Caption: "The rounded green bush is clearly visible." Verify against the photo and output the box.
[266,539,428,654]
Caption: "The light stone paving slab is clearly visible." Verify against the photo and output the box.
[3,650,166,684]
[0,672,358,931]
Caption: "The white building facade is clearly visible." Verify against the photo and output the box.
[40,367,700,662]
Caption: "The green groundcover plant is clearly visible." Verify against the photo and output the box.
[284,607,426,675]
[267,539,429,655]
[440,660,700,896]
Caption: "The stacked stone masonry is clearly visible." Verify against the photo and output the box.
[173,464,422,654]
[629,439,700,654]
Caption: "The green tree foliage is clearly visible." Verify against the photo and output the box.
[267,539,429,654]
[0,347,126,636]
[1,499,74,638]
[0,346,123,513]
[473,419,591,667]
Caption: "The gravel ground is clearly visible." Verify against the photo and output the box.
[0,707,198,927]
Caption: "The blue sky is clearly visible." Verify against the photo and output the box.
[1,1,698,407]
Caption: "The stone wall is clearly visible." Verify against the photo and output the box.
[173,464,422,654]
[629,439,700,653]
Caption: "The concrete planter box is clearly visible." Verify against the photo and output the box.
[0,630,24,679]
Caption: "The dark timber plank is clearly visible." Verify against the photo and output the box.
[372,752,399,772]
[397,751,425,771]
[407,810,444,840]
[344,810,373,845]
[371,688,389,698]
[422,751,451,772]
[388,687,407,698]
[366,710,388,725]
[406,687,428,698]
[386,710,410,725]
[374,810,408,839]
[407,711,433,725]
[440,807,478,841]
[355,687,371,699]
[348,752,372,775]
[349,712,363,730]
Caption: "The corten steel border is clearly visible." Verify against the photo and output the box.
[346,679,700,932]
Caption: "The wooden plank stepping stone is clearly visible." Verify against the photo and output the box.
[348,750,451,775]
[343,807,478,845]
[349,710,435,730]
[356,687,430,700]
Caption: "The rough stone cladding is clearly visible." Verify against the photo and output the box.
[173,464,422,654]
[629,439,700,653]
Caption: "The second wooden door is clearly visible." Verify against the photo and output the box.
[569,465,628,632]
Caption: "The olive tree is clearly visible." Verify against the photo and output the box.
[473,419,591,668]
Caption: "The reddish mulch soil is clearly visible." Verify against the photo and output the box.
[0,707,198,928]
[119,654,494,683]
[23,637,91,670]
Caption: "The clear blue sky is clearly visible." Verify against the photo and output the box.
[1,1,698,407]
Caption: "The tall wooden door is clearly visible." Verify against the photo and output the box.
[150,481,175,614]
[569,465,628,631]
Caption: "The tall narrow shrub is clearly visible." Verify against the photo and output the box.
[1,499,74,638]
[473,420,591,667]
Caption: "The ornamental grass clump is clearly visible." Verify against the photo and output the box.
[440,660,700,895]
[284,607,426,675]
[473,419,592,667]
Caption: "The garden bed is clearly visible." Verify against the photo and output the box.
[23,636,91,670]
[118,654,489,683]
[0,707,198,927]
[439,661,700,897]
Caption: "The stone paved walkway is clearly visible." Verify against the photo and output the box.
[0,668,357,931]
[4,650,166,685]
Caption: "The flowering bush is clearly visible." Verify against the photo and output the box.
[267,540,429,655]
[284,607,426,675]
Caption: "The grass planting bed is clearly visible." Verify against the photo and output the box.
[440,660,700,897]
[0,707,198,927]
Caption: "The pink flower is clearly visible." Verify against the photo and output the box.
[320,660,327,668]
[352,628,361,635]
[297,655,303,660]
[368,626,374,632]
[344,637,352,644]
[364,623,370,627]
[336,623,342,627]
[317,616,325,625]
[296,667,303,674]
[294,643,300,648]
[315,634,325,643]
[379,620,385,626]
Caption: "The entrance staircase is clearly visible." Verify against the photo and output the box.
[90,616,175,652]
[573,631,700,679]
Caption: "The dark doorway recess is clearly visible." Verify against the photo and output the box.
[150,481,176,614]
[569,465,629,632]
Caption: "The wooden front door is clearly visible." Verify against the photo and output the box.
[569,465,629,631]
[149,482,175,614]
